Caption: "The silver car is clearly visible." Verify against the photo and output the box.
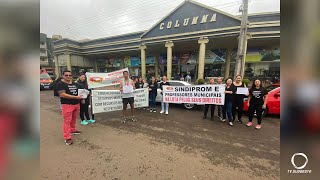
[155,80,195,110]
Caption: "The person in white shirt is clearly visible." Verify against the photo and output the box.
[159,76,170,115]
[120,71,136,123]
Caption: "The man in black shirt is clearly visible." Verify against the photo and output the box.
[56,70,82,145]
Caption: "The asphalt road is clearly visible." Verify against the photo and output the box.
[41,90,280,180]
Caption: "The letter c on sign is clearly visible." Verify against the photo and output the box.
[160,23,164,30]
[291,153,308,169]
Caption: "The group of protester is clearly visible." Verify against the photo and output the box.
[52,70,268,146]
[203,75,268,130]
[120,71,170,123]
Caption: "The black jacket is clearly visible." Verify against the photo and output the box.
[160,81,170,95]
[75,80,90,104]
[52,77,62,97]
[148,81,158,95]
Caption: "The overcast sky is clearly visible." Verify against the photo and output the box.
[40,0,280,40]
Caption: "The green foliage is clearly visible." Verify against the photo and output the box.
[197,79,205,84]
[242,79,250,86]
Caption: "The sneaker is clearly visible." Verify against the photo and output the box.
[87,119,96,123]
[147,108,150,110]
[246,122,253,127]
[121,118,127,123]
[255,124,262,129]
[160,110,164,114]
[65,139,73,145]
[71,130,81,135]
[132,116,137,122]
[165,111,168,115]
[153,109,156,113]
[238,119,243,124]
[221,118,226,122]
[150,109,153,112]
[229,122,233,126]
[81,120,89,125]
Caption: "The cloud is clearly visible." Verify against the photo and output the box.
[40,0,280,40]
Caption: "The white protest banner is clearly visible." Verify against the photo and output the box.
[236,87,249,95]
[163,85,225,105]
[86,68,129,89]
[92,88,149,114]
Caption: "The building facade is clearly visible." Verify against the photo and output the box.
[40,33,55,75]
[53,0,280,81]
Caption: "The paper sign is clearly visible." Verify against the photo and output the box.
[78,89,88,98]
[236,87,249,95]
[123,85,133,94]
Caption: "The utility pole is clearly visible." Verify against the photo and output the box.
[234,0,249,78]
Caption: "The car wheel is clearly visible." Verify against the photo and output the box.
[183,103,194,110]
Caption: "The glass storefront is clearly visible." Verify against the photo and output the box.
[96,47,280,81]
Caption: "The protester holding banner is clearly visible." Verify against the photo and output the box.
[137,77,144,89]
[120,71,136,123]
[142,79,149,110]
[160,76,170,115]
[76,74,95,125]
[56,70,82,145]
[232,75,247,124]
[222,78,236,126]
[142,79,149,88]
[215,77,224,120]
[203,78,216,120]
[148,76,158,112]
[246,79,268,129]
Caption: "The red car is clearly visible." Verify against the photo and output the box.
[243,84,280,116]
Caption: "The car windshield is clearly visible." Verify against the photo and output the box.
[40,73,51,79]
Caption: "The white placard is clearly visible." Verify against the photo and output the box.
[123,85,134,94]
[78,89,89,98]
[236,87,249,95]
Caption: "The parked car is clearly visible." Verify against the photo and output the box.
[40,73,53,91]
[155,80,196,110]
[243,84,280,117]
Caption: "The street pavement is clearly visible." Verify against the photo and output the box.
[41,90,280,180]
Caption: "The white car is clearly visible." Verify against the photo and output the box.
[155,80,195,109]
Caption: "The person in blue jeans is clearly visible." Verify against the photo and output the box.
[148,76,158,112]
[222,78,236,126]
[160,76,170,115]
